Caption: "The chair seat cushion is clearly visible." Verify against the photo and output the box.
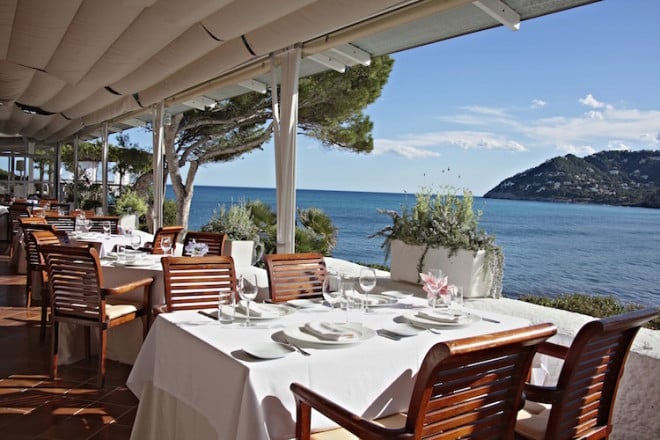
[105,303,139,320]
[308,412,407,440]
[516,401,552,440]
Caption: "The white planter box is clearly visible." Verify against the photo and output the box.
[224,240,255,267]
[389,239,495,298]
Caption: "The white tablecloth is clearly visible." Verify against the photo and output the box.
[68,231,154,258]
[57,256,269,365]
[127,299,532,440]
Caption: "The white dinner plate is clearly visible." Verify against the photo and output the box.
[286,299,324,308]
[114,258,159,267]
[234,303,295,320]
[379,290,414,300]
[243,342,295,359]
[283,323,375,347]
[363,294,398,307]
[403,310,481,329]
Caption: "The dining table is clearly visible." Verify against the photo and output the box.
[56,250,270,366]
[126,293,532,440]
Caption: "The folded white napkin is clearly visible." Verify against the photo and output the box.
[236,302,278,318]
[416,310,466,323]
[300,322,357,341]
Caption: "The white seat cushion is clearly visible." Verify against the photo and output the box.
[105,303,139,320]
[306,412,407,440]
[516,401,552,440]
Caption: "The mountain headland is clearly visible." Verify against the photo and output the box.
[484,150,660,208]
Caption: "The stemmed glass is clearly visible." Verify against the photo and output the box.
[238,274,258,327]
[130,234,142,251]
[359,268,377,312]
[83,218,92,233]
[160,236,172,256]
[322,274,342,312]
[102,221,111,239]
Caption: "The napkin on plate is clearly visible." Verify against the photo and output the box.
[236,302,278,318]
[416,310,467,323]
[300,322,357,341]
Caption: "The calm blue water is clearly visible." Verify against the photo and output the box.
[167,185,660,307]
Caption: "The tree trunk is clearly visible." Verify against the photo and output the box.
[164,114,198,231]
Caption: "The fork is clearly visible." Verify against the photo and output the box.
[279,340,311,356]
[426,327,442,335]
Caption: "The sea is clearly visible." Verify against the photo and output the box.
[166,185,660,307]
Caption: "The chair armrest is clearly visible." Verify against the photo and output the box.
[522,383,562,405]
[103,277,154,296]
[536,341,569,359]
[290,383,410,440]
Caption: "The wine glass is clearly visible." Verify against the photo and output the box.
[160,236,172,256]
[238,273,258,327]
[130,233,142,251]
[83,218,92,233]
[359,267,377,312]
[102,221,111,239]
[322,274,342,312]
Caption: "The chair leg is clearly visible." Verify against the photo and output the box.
[25,274,32,308]
[39,288,48,342]
[97,328,107,388]
[50,320,59,381]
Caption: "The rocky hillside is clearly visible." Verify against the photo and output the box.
[484,150,660,208]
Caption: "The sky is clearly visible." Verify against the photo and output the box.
[125,0,660,196]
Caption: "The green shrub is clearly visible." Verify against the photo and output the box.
[114,189,148,217]
[201,200,260,242]
[163,199,177,226]
[519,293,659,330]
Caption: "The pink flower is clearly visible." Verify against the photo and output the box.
[420,272,449,299]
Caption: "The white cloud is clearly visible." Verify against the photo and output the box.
[460,105,508,117]
[557,144,597,155]
[579,93,606,108]
[531,99,547,109]
[374,131,526,157]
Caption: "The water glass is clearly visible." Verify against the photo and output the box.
[102,221,111,238]
[340,278,356,323]
[218,291,235,324]
[116,245,126,263]
[160,236,173,255]
[449,285,463,308]
[322,274,342,311]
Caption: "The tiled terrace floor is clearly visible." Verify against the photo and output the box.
[0,244,136,440]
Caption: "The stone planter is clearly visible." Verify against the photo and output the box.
[224,239,263,267]
[389,239,497,298]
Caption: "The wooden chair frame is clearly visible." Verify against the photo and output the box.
[160,256,237,313]
[182,231,227,256]
[264,253,327,303]
[40,244,153,388]
[145,226,184,254]
[516,308,658,440]
[291,323,558,440]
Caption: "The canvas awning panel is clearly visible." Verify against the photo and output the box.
[0,0,598,147]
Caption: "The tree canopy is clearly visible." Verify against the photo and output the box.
[158,55,394,230]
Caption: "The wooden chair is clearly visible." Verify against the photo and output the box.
[89,216,120,234]
[45,214,77,232]
[143,226,184,254]
[291,323,558,440]
[264,253,327,303]
[29,229,68,341]
[19,218,52,308]
[182,231,227,256]
[8,203,32,242]
[160,256,237,314]
[515,308,658,440]
[40,244,153,388]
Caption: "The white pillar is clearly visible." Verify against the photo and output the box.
[73,136,79,208]
[152,102,165,232]
[271,46,301,254]
[101,123,109,214]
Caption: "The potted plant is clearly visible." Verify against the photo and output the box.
[201,200,263,266]
[371,186,503,298]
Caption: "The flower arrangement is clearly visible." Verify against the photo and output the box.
[420,271,456,307]
[185,239,209,256]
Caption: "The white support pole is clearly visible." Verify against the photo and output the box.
[152,102,165,232]
[73,136,79,208]
[101,123,109,214]
[271,46,301,254]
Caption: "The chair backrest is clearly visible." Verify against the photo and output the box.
[405,323,557,439]
[263,253,326,303]
[161,256,237,312]
[542,308,657,439]
[39,244,105,323]
[9,203,31,234]
[45,214,76,232]
[23,225,59,269]
[182,231,227,256]
[89,216,120,234]
[151,226,184,254]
